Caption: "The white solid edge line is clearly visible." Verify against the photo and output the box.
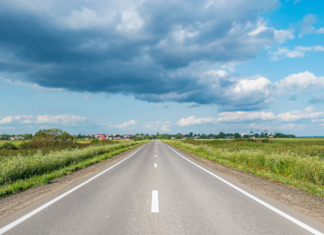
[151,190,159,212]
[154,163,157,168]
[0,143,149,235]
[164,143,324,235]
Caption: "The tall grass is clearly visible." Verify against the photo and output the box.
[163,140,324,196]
[0,141,148,186]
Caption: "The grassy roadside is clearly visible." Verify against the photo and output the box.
[162,140,324,197]
[0,141,149,199]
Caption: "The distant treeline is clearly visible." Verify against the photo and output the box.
[0,133,33,140]
[155,132,296,139]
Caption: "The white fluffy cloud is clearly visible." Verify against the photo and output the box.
[277,107,324,122]
[109,120,138,129]
[217,111,276,122]
[175,107,324,130]
[275,71,324,94]
[0,114,88,126]
[177,116,216,126]
[269,45,324,60]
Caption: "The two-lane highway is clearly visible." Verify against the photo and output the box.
[1,140,324,234]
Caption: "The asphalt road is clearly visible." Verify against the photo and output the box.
[1,140,324,234]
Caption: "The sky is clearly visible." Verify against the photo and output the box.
[0,0,324,136]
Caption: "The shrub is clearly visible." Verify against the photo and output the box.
[90,139,100,143]
[1,143,18,150]
[20,128,74,149]
[262,138,270,143]
[247,139,257,142]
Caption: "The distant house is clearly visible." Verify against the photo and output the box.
[171,137,175,139]
[194,136,200,139]
[84,138,89,140]
[10,136,24,141]
[124,134,134,139]
[100,136,105,140]
[90,134,109,139]
[181,137,186,139]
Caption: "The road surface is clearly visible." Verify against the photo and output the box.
[1,140,324,234]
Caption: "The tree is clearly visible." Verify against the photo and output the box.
[189,132,193,137]
[175,133,181,139]
[22,128,74,148]
[234,133,241,138]
[34,128,72,138]
[218,132,225,138]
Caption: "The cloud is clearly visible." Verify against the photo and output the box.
[247,19,294,43]
[142,121,171,131]
[109,120,137,129]
[279,123,296,130]
[0,0,299,111]
[309,94,324,104]
[274,71,324,95]
[277,107,324,122]
[177,116,216,126]
[0,114,88,126]
[298,14,324,38]
[160,125,171,131]
[269,45,324,60]
[84,95,92,100]
[0,116,15,124]
[217,111,276,122]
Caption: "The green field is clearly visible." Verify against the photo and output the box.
[162,138,324,197]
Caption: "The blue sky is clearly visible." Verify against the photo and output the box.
[1,0,324,136]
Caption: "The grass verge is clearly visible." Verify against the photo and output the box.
[0,142,146,199]
[162,140,324,197]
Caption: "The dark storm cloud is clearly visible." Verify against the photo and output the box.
[0,0,288,110]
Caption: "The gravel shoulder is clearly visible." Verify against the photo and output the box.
[0,144,145,220]
[165,143,324,224]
